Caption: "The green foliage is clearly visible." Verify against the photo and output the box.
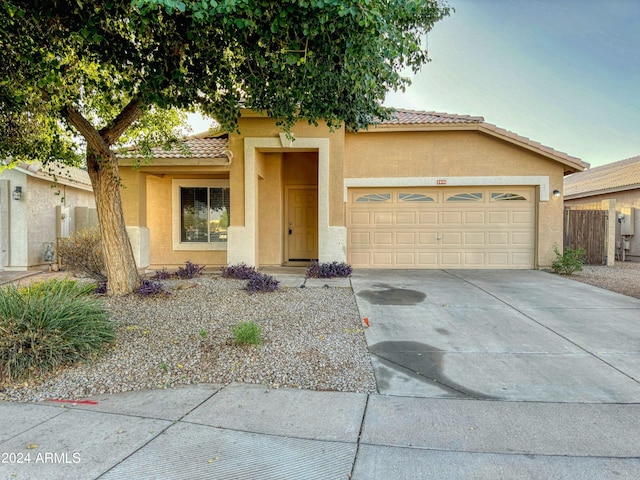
[57,227,106,281]
[232,321,262,345]
[552,245,586,275]
[0,279,114,383]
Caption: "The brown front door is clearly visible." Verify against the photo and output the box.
[287,188,318,261]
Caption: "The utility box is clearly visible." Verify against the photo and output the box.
[620,208,635,236]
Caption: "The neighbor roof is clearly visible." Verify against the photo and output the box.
[373,109,588,174]
[119,133,229,159]
[564,155,640,199]
[15,161,92,191]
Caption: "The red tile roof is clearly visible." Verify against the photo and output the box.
[378,109,587,173]
[564,155,640,198]
[119,133,229,159]
[381,109,484,125]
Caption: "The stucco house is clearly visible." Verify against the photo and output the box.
[117,109,587,271]
[0,162,97,271]
[564,155,640,262]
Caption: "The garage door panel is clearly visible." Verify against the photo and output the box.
[372,252,393,266]
[347,187,535,269]
[396,212,416,224]
[512,231,534,245]
[512,211,534,224]
[465,252,485,265]
[441,252,463,265]
[465,232,485,245]
[417,252,439,266]
[465,211,485,224]
[488,211,510,224]
[418,212,439,224]
[442,211,463,224]
[349,211,371,225]
[488,232,509,245]
[373,212,393,225]
[395,252,416,266]
[372,232,393,245]
[350,232,370,245]
[418,232,438,245]
[441,232,462,245]
[396,232,416,245]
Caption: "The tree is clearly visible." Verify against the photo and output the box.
[0,0,450,294]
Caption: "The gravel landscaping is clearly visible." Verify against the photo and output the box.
[0,276,376,402]
[566,261,640,299]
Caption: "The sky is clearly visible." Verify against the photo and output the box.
[190,0,640,168]
[384,0,640,167]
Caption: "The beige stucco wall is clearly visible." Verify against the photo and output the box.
[565,190,640,261]
[344,130,567,268]
[18,174,94,269]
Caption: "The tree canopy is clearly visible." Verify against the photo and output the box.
[0,0,450,294]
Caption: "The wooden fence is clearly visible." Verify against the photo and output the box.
[563,209,608,265]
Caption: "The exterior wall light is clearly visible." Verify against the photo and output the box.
[552,189,561,199]
[12,186,22,200]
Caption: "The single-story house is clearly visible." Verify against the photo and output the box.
[564,155,640,262]
[117,109,587,271]
[0,162,97,271]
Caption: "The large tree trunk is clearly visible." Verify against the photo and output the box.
[86,151,141,295]
[64,100,143,295]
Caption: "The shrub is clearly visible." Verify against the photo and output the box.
[221,263,257,280]
[137,280,169,296]
[552,245,586,275]
[151,267,173,280]
[246,273,280,294]
[306,261,353,279]
[57,227,106,281]
[175,261,206,279]
[0,279,114,383]
[232,321,262,345]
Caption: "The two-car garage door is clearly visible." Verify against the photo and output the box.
[347,187,536,269]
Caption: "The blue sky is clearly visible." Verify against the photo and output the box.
[385,0,640,167]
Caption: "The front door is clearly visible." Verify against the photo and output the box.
[287,188,318,261]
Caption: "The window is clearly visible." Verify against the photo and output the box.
[173,180,229,250]
[180,187,230,243]
[446,192,483,202]
[399,193,435,202]
[491,192,527,201]
[355,193,390,202]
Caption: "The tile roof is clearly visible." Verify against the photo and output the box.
[381,109,484,125]
[17,161,92,188]
[564,155,640,198]
[119,133,229,159]
[379,109,587,172]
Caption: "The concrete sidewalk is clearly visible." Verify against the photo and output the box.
[2,382,640,479]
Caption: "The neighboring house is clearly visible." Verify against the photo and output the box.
[564,155,640,262]
[117,109,587,271]
[0,162,97,271]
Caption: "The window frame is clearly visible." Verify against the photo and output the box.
[172,179,230,251]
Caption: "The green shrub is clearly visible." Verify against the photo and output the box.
[552,245,586,275]
[0,279,114,383]
[57,227,106,281]
[232,321,262,345]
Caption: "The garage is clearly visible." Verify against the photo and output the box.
[347,186,536,268]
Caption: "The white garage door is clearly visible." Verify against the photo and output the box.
[347,187,536,269]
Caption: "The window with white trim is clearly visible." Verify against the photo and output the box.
[172,179,229,251]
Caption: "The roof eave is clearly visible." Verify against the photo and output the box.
[564,184,640,200]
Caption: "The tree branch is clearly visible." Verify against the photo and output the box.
[63,106,111,159]
[99,98,143,146]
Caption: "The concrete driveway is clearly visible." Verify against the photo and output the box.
[351,269,640,403]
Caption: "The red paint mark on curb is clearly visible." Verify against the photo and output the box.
[363,317,370,327]
[49,399,99,405]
